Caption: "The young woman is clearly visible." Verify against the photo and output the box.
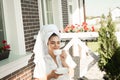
[33,24,76,80]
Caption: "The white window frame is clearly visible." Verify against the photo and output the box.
[0,0,32,78]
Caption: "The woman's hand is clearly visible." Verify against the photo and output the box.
[60,50,67,62]
[47,70,62,80]
[60,50,69,68]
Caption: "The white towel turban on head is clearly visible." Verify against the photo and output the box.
[40,24,60,48]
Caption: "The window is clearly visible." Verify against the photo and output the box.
[41,0,54,25]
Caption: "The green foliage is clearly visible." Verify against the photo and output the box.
[104,47,120,80]
[98,12,120,79]
[101,14,105,19]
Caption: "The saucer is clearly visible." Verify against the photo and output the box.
[55,68,69,74]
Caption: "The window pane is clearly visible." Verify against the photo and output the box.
[46,0,52,11]
[46,0,54,24]
[69,5,72,14]
[47,13,53,24]
[0,0,5,41]
[41,0,54,24]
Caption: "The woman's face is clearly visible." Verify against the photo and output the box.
[48,35,60,54]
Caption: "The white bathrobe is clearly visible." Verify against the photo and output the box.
[33,24,76,80]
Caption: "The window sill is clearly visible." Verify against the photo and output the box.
[0,52,33,78]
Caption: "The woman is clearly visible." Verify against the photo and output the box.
[33,24,76,80]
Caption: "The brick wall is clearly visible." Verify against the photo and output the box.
[21,0,40,52]
[61,0,69,28]
[1,0,40,80]
[1,55,35,80]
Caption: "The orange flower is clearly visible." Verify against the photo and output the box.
[82,22,87,26]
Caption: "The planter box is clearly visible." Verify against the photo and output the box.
[0,50,10,61]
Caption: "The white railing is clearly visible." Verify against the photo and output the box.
[60,32,120,43]
[60,32,120,77]
[60,32,98,41]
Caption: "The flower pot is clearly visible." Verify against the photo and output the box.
[0,50,10,61]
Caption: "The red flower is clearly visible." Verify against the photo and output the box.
[0,40,11,52]
[91,26,95,32]
[2,40,7,44]
[3,45,10,50]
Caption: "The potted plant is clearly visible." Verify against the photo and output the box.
[0,40,10,61]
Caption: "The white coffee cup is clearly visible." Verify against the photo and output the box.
[53,49,62,55]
